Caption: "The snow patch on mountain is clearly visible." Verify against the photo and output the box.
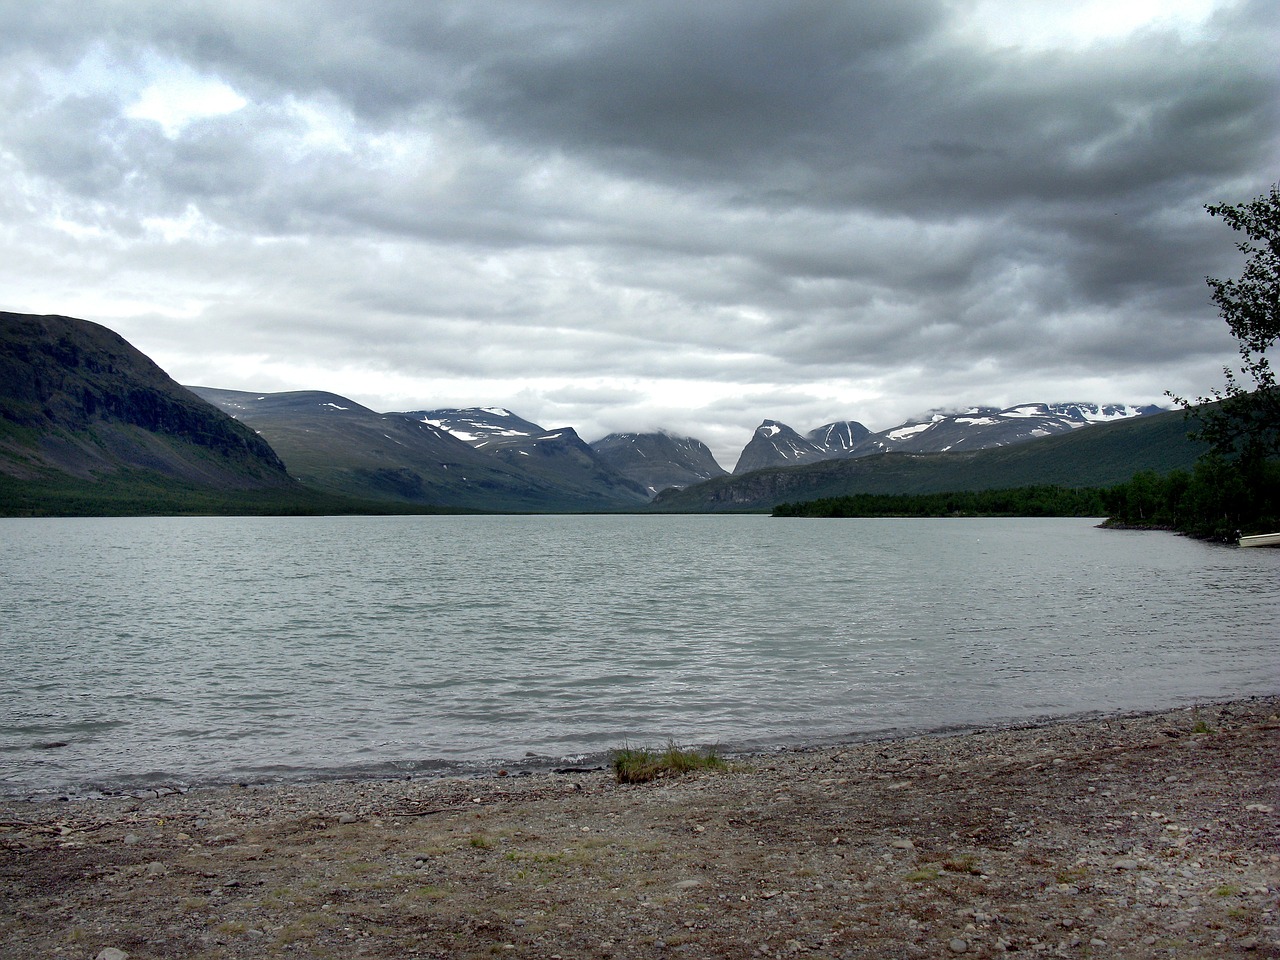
[731,402,1166,474]
[887,422,932,441]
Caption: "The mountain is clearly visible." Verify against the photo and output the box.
[807,420,872,454]
[733,421,827,474]
[195,391,647,511]
[409,407,550,451]
[731,403,1161,473]
[590,431,728,496]
[733,419,870,474]
[855,403,1165,456]
[401,407,651,505]
[0,312,310,514]
[651,408,1207,512]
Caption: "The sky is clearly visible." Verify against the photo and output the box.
[2,1,1277,468]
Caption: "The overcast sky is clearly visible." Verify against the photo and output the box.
[2,1,1276,467]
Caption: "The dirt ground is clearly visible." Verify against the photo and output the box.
[2,697,1277,959]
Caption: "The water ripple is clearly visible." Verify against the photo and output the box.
[1,515,1277,797]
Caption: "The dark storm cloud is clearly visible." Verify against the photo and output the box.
[0,0,1276,463]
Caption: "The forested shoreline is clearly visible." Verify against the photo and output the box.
[774,456,1279,542]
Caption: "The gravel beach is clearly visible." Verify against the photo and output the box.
[2,697,1277,959]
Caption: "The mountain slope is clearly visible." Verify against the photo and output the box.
[0,312,302,509]
[807,420,872,455]
[404,407,650,504]
[651,408,1207,512]
[195,391,646,510]
[590,432,727,495]
[733,420,829,474]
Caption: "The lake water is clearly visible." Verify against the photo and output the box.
[1,515,1277,799]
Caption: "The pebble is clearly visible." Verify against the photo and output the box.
[949,937,969,953]
[1113,858,1139,870]
[338,813,358,824]
[96,950,129,960]
[890,838,916,850]
[144,862,168,877]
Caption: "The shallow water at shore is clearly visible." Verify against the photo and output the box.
[2,515,1277,797]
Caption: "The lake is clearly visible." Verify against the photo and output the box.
[1,515,1276,799]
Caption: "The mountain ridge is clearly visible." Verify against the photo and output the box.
[0,311,297,493]
[651,408,1206,512]
[732,403,1164,474]
[193,389,649,511]
[400,406,650,504]
[590,431,728,496]
[1,311,1194,515]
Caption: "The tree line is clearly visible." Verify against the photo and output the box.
[773,458,1277,542]
[773,486,1108,519]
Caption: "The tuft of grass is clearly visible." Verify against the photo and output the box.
[612,741,727,784]
[403,884,451,902]
[1055,865,1090,885]
[903,866,941,883]
[943,855,983,875]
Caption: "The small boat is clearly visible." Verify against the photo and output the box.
[1238,532,1280,548]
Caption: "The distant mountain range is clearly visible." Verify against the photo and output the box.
[1,311,1203,515]
[190,390,652,512]
[731,403,1163,474]
[400,407,728,497]
[653,408,1207,512]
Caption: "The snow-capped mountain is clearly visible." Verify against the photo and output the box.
[401,407,650,503]
[590,432,727,496]
[732,403,1164,473]
[733,419,872,474]
[807,420,872,454]
[858,403,1165,456]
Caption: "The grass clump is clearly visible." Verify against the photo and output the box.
[943,855,983,875]
[612,741,727,784]
[904,866,941,883]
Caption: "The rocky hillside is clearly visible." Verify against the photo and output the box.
[0,312,295,492]
[590,431,727,496]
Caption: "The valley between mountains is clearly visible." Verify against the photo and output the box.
[1,312,1207,515]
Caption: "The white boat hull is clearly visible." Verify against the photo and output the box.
[1239,532,1280,548]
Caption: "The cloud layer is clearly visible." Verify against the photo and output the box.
[2,0,1276,466]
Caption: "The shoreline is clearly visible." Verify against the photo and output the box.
[3,696,1277,957]
[11,693,1279,805]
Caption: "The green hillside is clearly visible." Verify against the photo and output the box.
[1,312,392,516]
